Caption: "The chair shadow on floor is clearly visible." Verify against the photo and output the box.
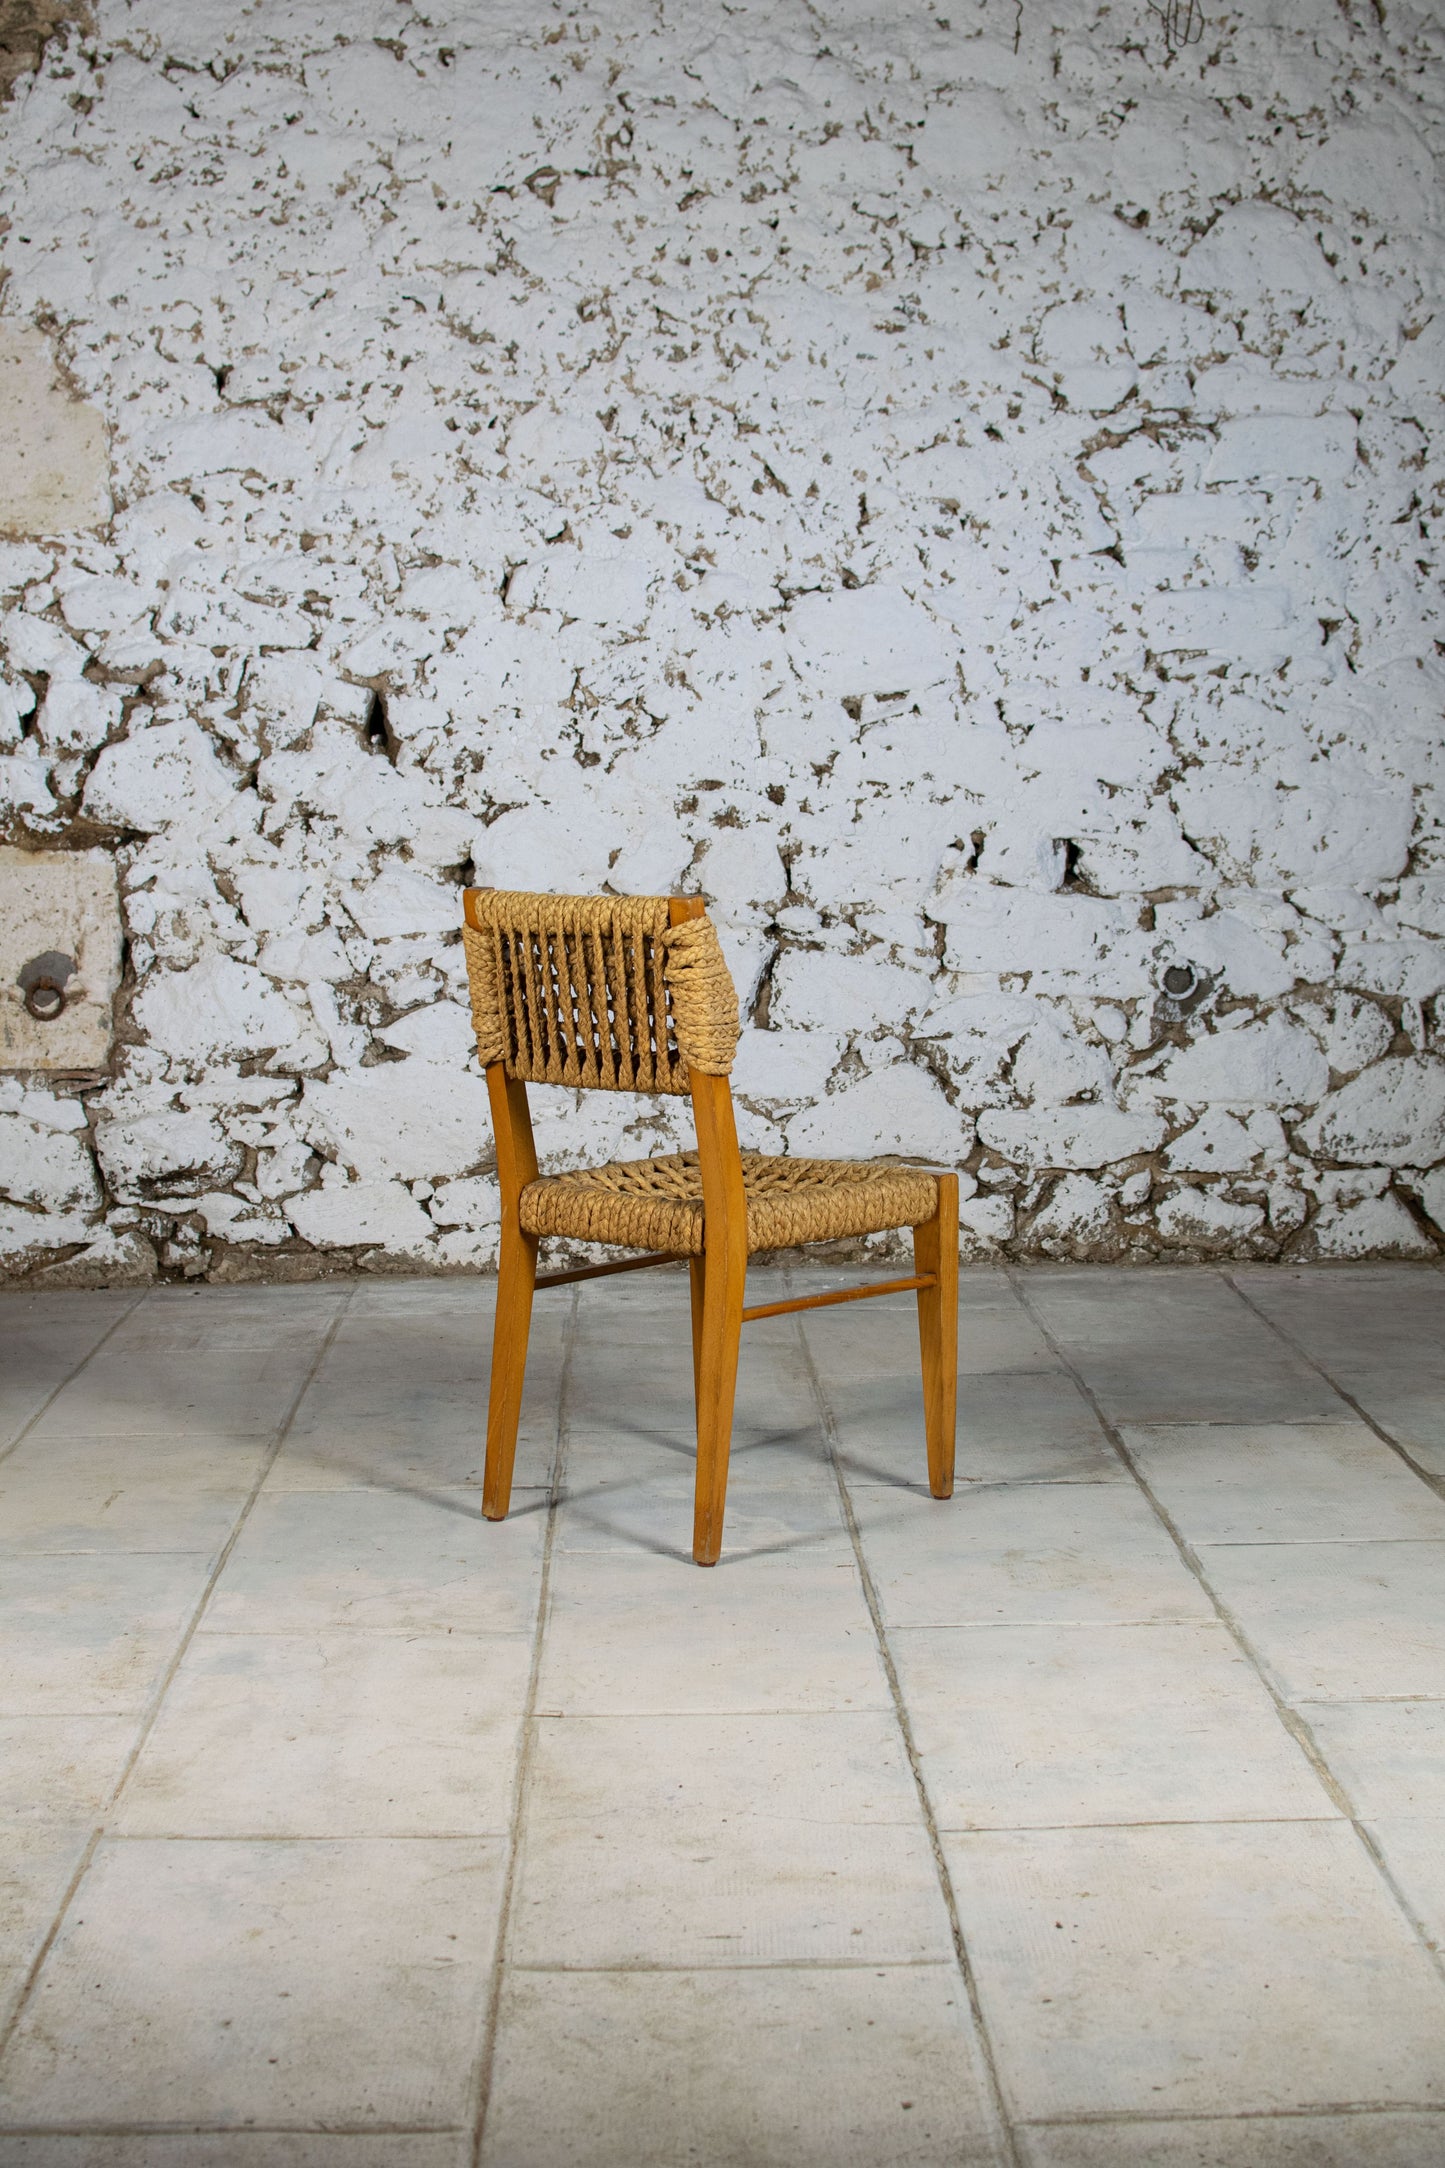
[558,1412,843,1564]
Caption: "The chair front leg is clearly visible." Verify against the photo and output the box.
[692,1240,744,1566]
[483,1215,539,1520]
[912,1172,959,1499]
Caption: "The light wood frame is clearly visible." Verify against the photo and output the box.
[472,892,958,1566]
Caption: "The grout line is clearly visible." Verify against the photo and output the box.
[502,1957,978,1975]
[0,2122,474,2140]
[0,1287,149,1474]
[795,1303,1024,2168]
[1222,1266,1445,1503]
[6,2100,1445,2143]
[466,1284,578,2168]
[0,1284,357,2070]
[1003,1266,1445,2005]
[1016,2102,1445,2127]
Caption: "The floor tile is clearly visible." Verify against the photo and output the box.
[274,1367,561,1493]
[938,1369,1123,1490]
[1016,2114,1445,2167]
[572,1287,706,1349]
[805,1267,1060,1379]
[538,1547,887,1714]
[945,1821,1445,2118]
[1232,1267,1445,1474]
[481,1965,1006,2167]
[1299,1700,1445,1817]
[0,1293,139,1450]
[1366,1818,1445,1949]
[1124,1422,1445,1545]
[855,1481,1210,1629]
[0,1433,267,1554]
[832,1365,1122,1491]
[346,1274,492,1314]
[207,1487,545,1636]
[0,1554,210,1716]
[566,1347,828,1496]
[269,1291,566,1496]
[0,1837,504,2128]
[0,2141,468,2167]
[511,1712,949,1967]
[311,1302,565,1379]
[554,1474,843,1562]
[0,1717,138,1824]
[897,1623,1330,1827]
[7,1265,1445,2159]
[27,1350,317,1443]
[108,1286,344,1355]
[0,1827,91,2031]
[1198,1541,1445,1701]
[1017,1270,1350,1425]
[115,1631,532,1837]
[564,1407,834,1501]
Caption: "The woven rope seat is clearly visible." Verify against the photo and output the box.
[518,1149,941,1257]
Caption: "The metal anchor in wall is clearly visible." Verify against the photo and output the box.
[17,950,78,1022]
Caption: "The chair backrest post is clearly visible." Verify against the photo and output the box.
[486,1064,539,1223]
[668,895,747,1267]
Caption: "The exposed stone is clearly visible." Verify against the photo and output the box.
[784,1062,967,1164]
[297,1058,494,1186]
[1156,1188,1266,1248]
[1028,1174,1114,1255]
[130,953,305,1069]
[0,323,109,538]
[1414,1170,1445,1238]
[1165,1109,1263,1175]
[289,1173,435,1254]
[94,1105,241,1203]
[0,846,121,1071]
[1299,1061,1445,1171]
[978,1105,1165,1171]
[1308,1188,1437,1261]
[1153,1018,1330,1109]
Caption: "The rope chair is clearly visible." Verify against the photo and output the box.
[462,888,959,1565]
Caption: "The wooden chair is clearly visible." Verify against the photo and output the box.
[461,887,958,1566]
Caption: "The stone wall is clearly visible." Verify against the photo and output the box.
[0,0,1442,1283]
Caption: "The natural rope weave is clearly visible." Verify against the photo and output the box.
[657,914,739,1075]
[519,1150,940,1256]
[461,923,505,1068]
[461,891,739,1092]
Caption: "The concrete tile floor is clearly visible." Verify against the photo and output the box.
[0,1265,1443,2167]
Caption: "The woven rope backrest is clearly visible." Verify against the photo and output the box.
[461,890,739,1094]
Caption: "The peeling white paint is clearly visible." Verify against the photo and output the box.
[0,0,1441,1281]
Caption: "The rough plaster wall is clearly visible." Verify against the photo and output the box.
[0,0,1443,1284]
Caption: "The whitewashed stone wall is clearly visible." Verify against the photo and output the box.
[0,0,1442,1282]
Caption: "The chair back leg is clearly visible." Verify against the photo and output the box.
[913,1173,959,1498]
[688,1255,707,1414]
[483,1220,539,1519]
[691,1244,745,1565]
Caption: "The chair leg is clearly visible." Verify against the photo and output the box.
[692,1245,745,1566]
[913,1173,959,1499]
[688,1254,706,1415]
[483,1218,539,1520]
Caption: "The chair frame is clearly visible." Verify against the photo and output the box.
[473,891,959,1566]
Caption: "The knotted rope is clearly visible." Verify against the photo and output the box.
[657,914,739,1076]
[460,891,739,1089]
[461,922,505,1068]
